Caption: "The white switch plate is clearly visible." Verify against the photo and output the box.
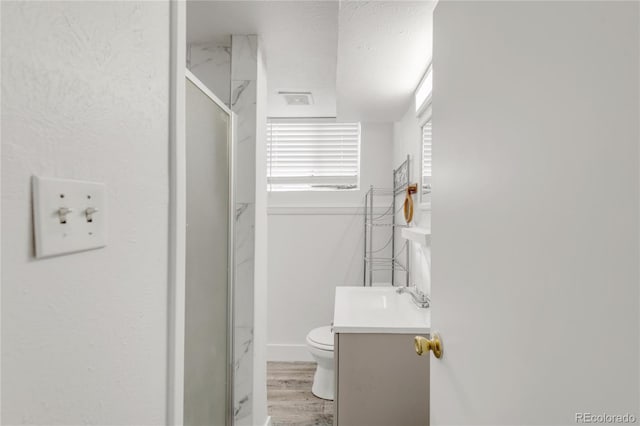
[32,176,107,258]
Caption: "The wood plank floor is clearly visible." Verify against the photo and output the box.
[267,362,333,426]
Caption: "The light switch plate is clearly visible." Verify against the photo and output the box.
[32,176,107,258]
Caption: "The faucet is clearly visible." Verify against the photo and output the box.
[396,286,430,308]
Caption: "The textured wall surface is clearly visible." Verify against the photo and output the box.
[1,2,171,424]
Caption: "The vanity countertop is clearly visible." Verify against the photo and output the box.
[333,286,430,334]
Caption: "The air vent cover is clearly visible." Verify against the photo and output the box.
[279,91,313,106]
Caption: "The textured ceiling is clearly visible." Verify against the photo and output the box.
[336,1,434,121]
[186,0,434,122]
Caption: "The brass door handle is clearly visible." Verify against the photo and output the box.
[414,333,443,359]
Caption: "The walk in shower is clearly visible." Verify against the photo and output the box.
[184,71,235,426]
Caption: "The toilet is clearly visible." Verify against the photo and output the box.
[306,326,335,400]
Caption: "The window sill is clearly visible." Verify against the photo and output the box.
[268,187,360,193]
[268,203,388,216]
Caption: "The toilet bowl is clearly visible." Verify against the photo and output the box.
[306,326,334,400]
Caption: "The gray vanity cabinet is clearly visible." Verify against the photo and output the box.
[334,333,430,426]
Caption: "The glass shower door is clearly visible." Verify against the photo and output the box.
[184,75,233,426]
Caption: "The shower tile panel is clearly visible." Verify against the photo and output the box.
[231,35,258,81]
[234,202,255,329]
[231,34,258,425]
[188,43,231,107]
[231,78,257,204]
[234,325,254,425]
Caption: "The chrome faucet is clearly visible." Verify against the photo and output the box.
[396,286,430,308]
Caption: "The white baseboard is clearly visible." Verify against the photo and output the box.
[267,343,314,362]
[264,416,272,426]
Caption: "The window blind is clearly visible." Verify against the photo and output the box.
[422,121,432,195]
[266,121,361,191]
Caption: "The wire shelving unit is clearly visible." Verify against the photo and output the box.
[363,155,411,287]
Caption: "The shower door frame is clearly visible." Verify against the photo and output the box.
[167,3,187,424]
[168,2,236,419]
[183,69,236,426]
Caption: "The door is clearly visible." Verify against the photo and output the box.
[430,2,639,424]
[184,73,233,426]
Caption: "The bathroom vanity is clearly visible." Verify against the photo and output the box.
[332,287,431,426]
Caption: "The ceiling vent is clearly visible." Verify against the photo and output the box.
[279,91,314,106]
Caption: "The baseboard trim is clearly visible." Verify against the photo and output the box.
[267,343,314,362]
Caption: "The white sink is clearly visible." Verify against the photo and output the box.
[333,286,430,334]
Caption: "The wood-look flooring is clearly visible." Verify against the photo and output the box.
[267,362,333,426]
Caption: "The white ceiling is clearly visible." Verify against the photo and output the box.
[186,0,434,122]
[336,1,434,121]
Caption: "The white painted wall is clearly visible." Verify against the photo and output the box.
[267,122,393,360]
[1,1,171,424]
[393,100,431,295]
[430,1,639,423]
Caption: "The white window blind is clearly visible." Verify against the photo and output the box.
[266,120,361,191]
[422,121,432,196]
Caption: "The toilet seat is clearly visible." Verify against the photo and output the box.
[306,326,334,351]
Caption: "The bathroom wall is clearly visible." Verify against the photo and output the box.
[1,1,171,423]
[392,100,431,295]
[267,122,393,361]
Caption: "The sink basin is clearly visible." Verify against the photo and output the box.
[333,286,430,334]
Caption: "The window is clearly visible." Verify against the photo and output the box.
[266,120,361,191]
[416,63,433,201]
[421,120,432,196]
[415,65,432,115]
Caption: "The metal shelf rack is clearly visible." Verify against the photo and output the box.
[363,155,411,287]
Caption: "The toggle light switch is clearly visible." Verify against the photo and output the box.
[57,207,73,224]
[85,207,99,222]
[32,176,107,258]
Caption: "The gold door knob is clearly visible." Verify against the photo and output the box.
[414,333,443,359]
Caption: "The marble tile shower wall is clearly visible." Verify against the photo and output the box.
[186,34,258,426]
[187,42,231,106]
[231,34,258,426]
